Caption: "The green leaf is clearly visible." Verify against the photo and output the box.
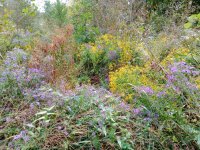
[195,134,200,146]
[102,126,107,136]
[47,112,56,115]
[22,8,29,14]
[184,22,193,29]
[117,136,122,148]
[35,111,47,115]
[25,123,35,128]
[173,136,178,143]
[44,105,55,111]
[92,137,100,149]
[33,116,46,123]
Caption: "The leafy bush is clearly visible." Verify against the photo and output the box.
[44,0,68,28]
[133,61,200,148]
[70,0,100,43]
[78,34,145,84]
[184,14,200,29]
[1,0,200,149]
[0,8,15,57]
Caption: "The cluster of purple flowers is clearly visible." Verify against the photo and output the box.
[169,61,199,76]
[157,91,166,97]
[118,102,131,111]
[28,86,67,106]
[0,48,49,101]
[137,86,154,95]
[166,61,199,93]
[8,130,30,149]
[133,107,143,115]
[4,48,28,66]
[133,106,159,122]
[13,130,30,142]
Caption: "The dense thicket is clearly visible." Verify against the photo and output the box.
[0,0,200,149]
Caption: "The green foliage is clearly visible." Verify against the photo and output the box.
[3,0,37,30]
[0,5,15,57]
[70,0,100,43]
[149,13,169,33]
[1,0,200,149]
[184,14,200,29]
[78,34,145,85]
[44,0,68,27]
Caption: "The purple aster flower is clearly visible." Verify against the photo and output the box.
[28,68,41,74]
[119,102,130,111]
[138,86,154,95]
[23,136,30,143]
[133,108,142,115]
[13,134,22,141]
[176,61,186,66]
[92,132,96,137]
[154,113,159,119]
[170,66,178,73]
[63,131,69,137]
[157,91,166,97]
[182,69,191,74]
[192,71,200,76]
[144,117,151,122]
[30,103,35,110]
[97,45,102,49]
[13,130,30,143]
[167,74,176,83]
[98,120,103,128]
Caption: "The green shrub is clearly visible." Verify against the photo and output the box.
[70,0,100,43]
[184,14,200,29]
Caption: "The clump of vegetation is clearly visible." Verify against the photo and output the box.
[184,13,200,29]
[0,0,200,149]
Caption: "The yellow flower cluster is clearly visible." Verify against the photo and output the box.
[80,34,144,72]
[117,40,133,64]
[109,65,139,93]
[100,34,115,42]
[161,47,190,67]
[78,33,197,102]
[109,64,158,101]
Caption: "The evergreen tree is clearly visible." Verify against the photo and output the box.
[44,0,68,27]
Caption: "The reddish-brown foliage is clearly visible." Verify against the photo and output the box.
[29,25,78,88]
